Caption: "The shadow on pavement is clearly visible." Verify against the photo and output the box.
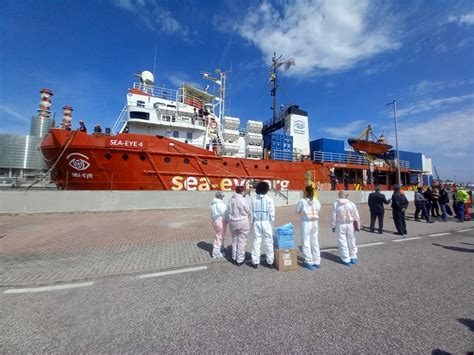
[197,241,213,257]
[458,318,474,332]
[320,251,342,264]
[432,243,474,253]
[431,349,451,355]
[460,242,474,246]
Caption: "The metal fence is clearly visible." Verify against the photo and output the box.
[313,151,409,168]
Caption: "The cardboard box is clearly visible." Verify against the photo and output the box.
[274,248,298,271]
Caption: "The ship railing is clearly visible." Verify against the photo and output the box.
[313,151,409,169]
[111,105,129,135]
[133,82,178,101]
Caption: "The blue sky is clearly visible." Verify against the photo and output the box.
[1,0,473,181]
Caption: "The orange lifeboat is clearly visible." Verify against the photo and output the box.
[348,125,392,156]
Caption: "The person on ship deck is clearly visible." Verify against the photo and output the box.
[78,120,87,133]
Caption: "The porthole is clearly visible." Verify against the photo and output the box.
[254,164,258,169]
[164,157,171,163]
[122,154,129,161]
[184,158,190,164]
[236,163,240,167]
[139,154,146,161]
[202,159,208,165]
[105,153,112,160]
[223,162,228,166]
[265,165,270,170]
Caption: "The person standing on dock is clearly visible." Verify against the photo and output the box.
[210,191,228,259]
[250,182,275,269]
[455,186,469,222]
[297,186,322,270]
[391,185,409,235]
[227,186,251,266]
[368,185,391,234]
[331,191,360,266]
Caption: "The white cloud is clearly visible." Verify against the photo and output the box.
[236,0,400,76]
[396,108,474,181]
[448,12,474,26]
[166,72,201,89]
[112,0,189,38]
[320,119,368,139]
[396,94,474,117]
[0,104,30,123]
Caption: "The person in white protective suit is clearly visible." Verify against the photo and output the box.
[210,191,228,259]
[250,181,275,269]
[227,185,251,266]
[296,185,322,270]
[331,191,361,266]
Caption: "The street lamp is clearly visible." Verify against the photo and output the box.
[386,99,401,186]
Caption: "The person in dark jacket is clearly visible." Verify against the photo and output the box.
[438,185,450,222]
[78,120,87,133]
[415,187,432,223]
[391,185,409,235]
[431,186,440,217]
[368,185,391,234]
[423,187,434,217]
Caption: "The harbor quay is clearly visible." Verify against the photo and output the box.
[0,202,471,287]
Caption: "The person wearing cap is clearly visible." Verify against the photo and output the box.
[250,181,275,269]
[368,185,391,234]
[331,191,361,266]
[210,191,228,258]
[296,185,322,270]
[93,124,102,134]
[227,186,251,266]
[391,184,409,235]
[78,120,87,133]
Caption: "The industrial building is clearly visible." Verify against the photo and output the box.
[0,89,55,187]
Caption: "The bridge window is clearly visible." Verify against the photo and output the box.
[137,100,145,107]
[186,132,193,140]
[173,131,179,138]
[130,111,149,120]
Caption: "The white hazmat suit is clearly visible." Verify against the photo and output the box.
[227,192,251,264]
[331,197,360,264]
[210,197,228,258]
[296,197,322,265]
[250,194,275,265]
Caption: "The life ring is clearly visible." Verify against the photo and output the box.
[210,121,218,129]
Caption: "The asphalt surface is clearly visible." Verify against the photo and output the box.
[1,230,473,353]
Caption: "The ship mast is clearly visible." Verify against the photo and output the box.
[269,53,295,122]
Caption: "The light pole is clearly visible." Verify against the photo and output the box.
[386,99,401,186]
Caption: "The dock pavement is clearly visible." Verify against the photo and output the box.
[1,204,472,286]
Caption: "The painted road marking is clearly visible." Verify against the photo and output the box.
[321,248,337,252]
[392,237,422,242]
[428,232,451,237]
[358,242,385,248]
[4,282,93,294]
[139,266,208,279]
[458,228,473,233]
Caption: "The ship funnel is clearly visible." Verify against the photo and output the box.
[38,88,54,119]
[62,105,73,130]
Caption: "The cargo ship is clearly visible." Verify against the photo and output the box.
[39,55,408,191]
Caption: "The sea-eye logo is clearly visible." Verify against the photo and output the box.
[67,153,90,171]
[294,120,305,134]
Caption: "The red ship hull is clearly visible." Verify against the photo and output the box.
[40,129,332,191]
